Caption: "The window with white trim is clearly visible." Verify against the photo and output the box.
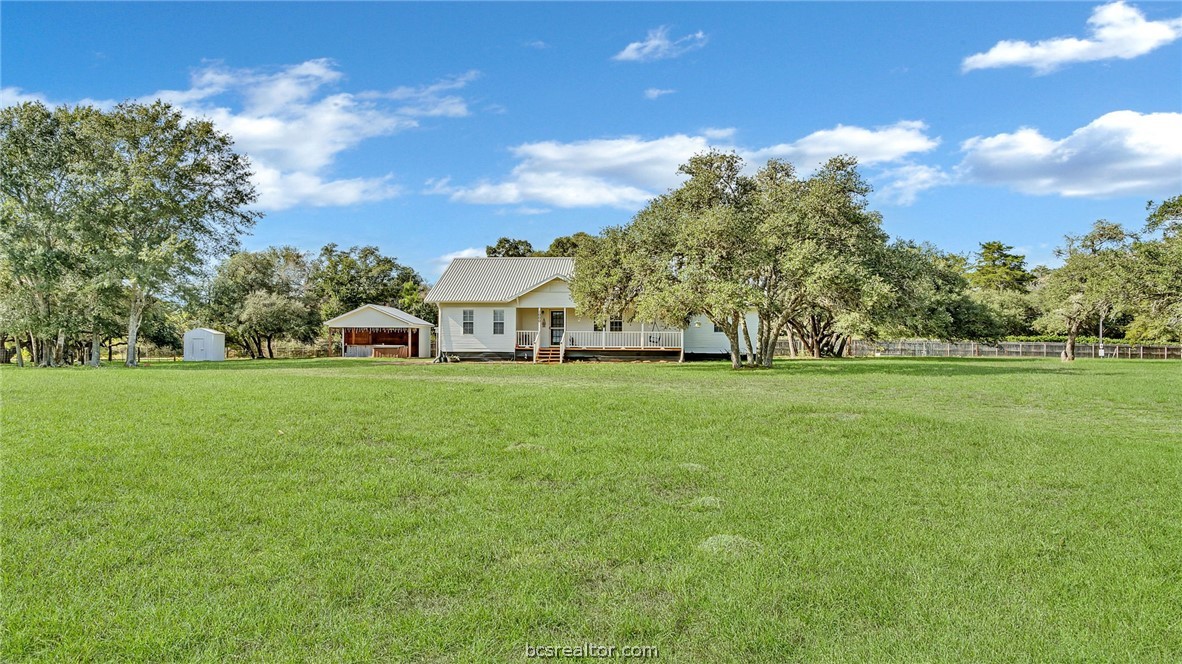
[609,319,623,332]
[462,309,474,335]
[492,309,505,335]
[714,323,724,333]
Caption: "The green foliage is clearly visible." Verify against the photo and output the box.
[0,100,259,366]
[1034,220,1135,359]
[968,241,1035,291]
[308,244,421,321]
[207,247,321,357]
[397,280,436,325]
[970,288,1038,337]
[485,237,534,257]
[872,241,1003,342]
[537,232,596,257]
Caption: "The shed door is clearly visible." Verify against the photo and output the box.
[192,337,205,360]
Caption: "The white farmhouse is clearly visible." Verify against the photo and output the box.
[425,257,757,362]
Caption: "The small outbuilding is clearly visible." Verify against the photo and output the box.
[184,328,226,362]
[324,304,434,358]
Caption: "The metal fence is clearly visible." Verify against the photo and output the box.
[841,339,1182,360]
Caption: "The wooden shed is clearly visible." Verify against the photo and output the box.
[324,305,434,358]
[183,328,226,362]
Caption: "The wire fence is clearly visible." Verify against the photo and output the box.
[834,339,1182,360]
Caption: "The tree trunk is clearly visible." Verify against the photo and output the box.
[1062,324,1078,362]
[89,328,102,366]
[125,286,146,367]
[54,329,66,367]
[266,335,274,359]
[721,320,742,369]
[785,327,797,358]
[811,316,822,359]
[13,335,25,367]
[31,331,46,367]
[740,317,756,367]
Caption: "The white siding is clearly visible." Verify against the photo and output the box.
[514,278,577,309]
[683,313,759,354]
[418,328,432,358]
[438,305,515,354]
[183,328,226,362]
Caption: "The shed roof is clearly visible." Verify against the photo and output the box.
[425,257,574,303]
[186,327,225,336]
[323,304,434,328]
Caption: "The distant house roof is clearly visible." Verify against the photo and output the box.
[323,304,434,328]
[425,257,575,304]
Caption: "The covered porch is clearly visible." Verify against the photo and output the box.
[513,307,682,362]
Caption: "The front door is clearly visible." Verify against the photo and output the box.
[550,310,565,345]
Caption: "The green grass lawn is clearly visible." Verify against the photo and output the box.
[3,358,1180,662]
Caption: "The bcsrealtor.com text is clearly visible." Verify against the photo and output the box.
[525,643,658,658]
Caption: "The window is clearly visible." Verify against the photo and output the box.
[714,323,724,333]
[462,309,474,335]
[492,309,505,335]
[593,322,602,332]
[610,319,623,332]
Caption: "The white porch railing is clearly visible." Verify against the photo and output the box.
[516,330,537,347]
[564,330,682,349]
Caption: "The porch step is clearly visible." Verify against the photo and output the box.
[534,347,563,364]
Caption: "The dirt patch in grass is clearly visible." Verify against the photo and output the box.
[698,534,761,557]
[504,443,548,452]
[687,496,723,511]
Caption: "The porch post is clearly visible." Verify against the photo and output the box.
[340,328,346,357]
[641,321,646,349]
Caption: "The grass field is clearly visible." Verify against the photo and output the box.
[3,358,1180,662]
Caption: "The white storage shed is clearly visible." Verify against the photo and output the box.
[184,328,226,362]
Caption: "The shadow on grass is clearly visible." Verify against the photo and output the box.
[126,355,1124,379]
[674,356,1115,378]
[134,358,418,372]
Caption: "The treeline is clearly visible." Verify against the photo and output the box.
[199,243,430,359]
[0,100,430,366]
[550,152,1176,367]
[4,100,1177,368]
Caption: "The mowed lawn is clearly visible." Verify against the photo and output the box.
[3,358,1180,662]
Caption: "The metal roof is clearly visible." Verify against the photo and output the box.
[323,304,435,328]
[425,257,574,303]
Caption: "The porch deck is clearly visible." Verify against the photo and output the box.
[515,330,683,351]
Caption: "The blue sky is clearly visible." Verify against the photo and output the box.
[4,1,1180,277]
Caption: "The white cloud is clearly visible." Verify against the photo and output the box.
[1,86,116,110]
[524,40,548,49]
[701,127,736,140]
[5,61,480,211]
[0,87,48,106]
[963,1,1182,73]
[432,247,484,275]
[958,110,1182,197]
[134,60,480,210]
[747,121,940,170]
[644,88,676,100]
[251,164,401,210]
[364,69,480,118]
[613,26,708,62]
[876,164,952,205]
[433,121,941,209]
